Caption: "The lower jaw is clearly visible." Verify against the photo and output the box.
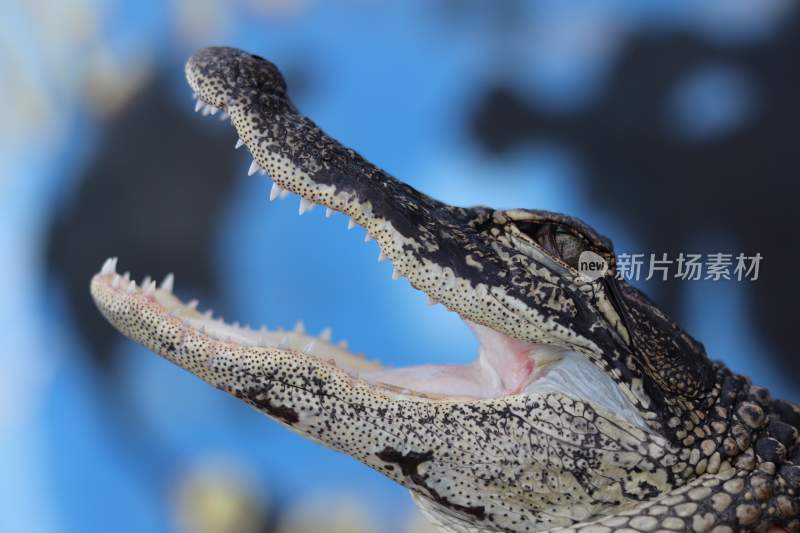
[91,262,551,401]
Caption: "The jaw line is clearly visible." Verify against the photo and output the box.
[90,257,561,401]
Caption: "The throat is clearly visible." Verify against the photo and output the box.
[360,322,557,399]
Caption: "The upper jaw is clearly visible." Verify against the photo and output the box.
[184,48,624,361]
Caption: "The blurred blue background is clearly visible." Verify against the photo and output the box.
[2,1,798,532]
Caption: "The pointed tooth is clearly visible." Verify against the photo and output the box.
[427,296,437,306]
[187,299,199,310]
[392,267,400,281]
[364,232,373,242]
[192,92,198,100]
[127,280,136,293]
[218,111,229,121]
[269,182,282,201]
[141,276,151,287]
[347,218,356,230]
[319,327,332,341]
[144,280,157,296]
[378,250,387,262]
[161,273,174,293]
[235,138,244,150]
[298,198,314,215]
[201,104,212,116]
[277,336,289,349]
[279,189,290,199]
[122,272,130,283]
[100,257,116,274]
[294,321,305,334]
[325,207,334,218]
[203,309,213,319]
[337,340,348,349]
[111,274,120,289]
[247,159,260,176]
[303,341,315,354]
[194,100,203,112]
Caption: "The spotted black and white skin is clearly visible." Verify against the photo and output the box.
[90,47,799,532]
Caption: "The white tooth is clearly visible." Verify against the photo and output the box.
[127,280,136,293]
[141,276,151,287]
[192,92,198,100]
[233,321,240,328]
[279,189,290,199]
[122,272,130,283]
[100,257,116,274]
[161,273,174,293]
[337,340,348,349]
[325,207,334,218]
[298,198,314,215]
[294,321,305,334]
[392,268,400,280]
[269,183,282,201]
[144,280,157,296]
[364,233,373,242]
[427,296,437,306]
[111,274,120,289]
[235,138,244,149]
[278,336,290,349]
[303,341,315,354]
[201,104,211,116]
[319,327,332,341]
[247,159,260,176]
[378,250,387,262]
[218,111,229,121]
[204,310,213,319]
[188,299,199,310]
[347,218,356,230]
[194,100,203,112]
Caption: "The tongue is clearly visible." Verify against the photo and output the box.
[359,322,538,399]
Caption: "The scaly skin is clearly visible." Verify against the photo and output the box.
[90,47,799,532]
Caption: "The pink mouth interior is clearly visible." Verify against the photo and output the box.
[360,322,539,398]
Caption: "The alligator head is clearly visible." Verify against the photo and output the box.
[90,47,799,532]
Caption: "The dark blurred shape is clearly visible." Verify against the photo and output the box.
[470,14,800,376]
[46,71,238,370]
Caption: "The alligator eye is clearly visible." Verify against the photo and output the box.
[517,222,587,269]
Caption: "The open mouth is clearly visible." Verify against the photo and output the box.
[88,92,574,403]
[91,55,645,432]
